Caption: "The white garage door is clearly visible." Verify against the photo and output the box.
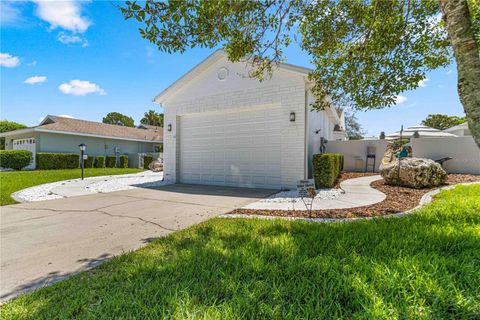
[179,107,282,189]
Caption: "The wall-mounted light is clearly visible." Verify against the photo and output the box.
[167,124,172,132]
[290,112,295,122]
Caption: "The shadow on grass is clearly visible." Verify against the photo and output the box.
[3,186,480,319]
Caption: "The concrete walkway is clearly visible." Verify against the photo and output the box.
[243,175,386,210]
[12,171,167,203]
[1,184,274,302]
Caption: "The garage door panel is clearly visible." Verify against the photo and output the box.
[180,107,282,188]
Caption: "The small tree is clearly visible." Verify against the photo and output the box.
[421,114,467,130]
[140,110,164,127]
[0,120,27,150]
[344,112,366,140]
[102,112,135,127]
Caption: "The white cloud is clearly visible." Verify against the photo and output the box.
[58,80,106,96]
[0,52,20,67]
[24,75,48,85]
[446,69,453,75]
[27,60,37,67]
[0,1,24,26]
[57,32,89,47]
[395,95,407,104]
[418,78,429,87]
[33,0,90,33]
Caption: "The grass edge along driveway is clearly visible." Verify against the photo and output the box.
[0,168,144,206]
[2,184,479,319]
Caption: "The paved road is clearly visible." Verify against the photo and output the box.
[0,184,273,301]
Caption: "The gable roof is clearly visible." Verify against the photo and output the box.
[153,49,312,104]
[1,115,163,142]
[443,122,468,132]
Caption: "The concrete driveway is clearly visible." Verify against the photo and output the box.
[0,184,274,301]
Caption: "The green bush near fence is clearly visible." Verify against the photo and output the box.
[119,155,129,168]
[106,156,117,168]
[313,153,344,188]
[94,156,105,168]
[0,150,32,170]
[83,156,94,168]
[36,153,79,170]
[143,155,153,169]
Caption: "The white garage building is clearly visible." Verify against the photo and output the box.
[155,50,347,189]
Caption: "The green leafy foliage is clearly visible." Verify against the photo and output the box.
[83,156,95,168]
[140,110,164,127]
[94,156,105,168]
[312,153,343,188]
[102,112,135,127]
[143,155,153,169]
[36,153,79,170]
[345,111,366,140]
[421,114,467,130]
[0,120,27,150]
[106,156,117,168]
[0,150,32,170]
[119,155,129,168]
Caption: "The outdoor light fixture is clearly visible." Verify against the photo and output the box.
[78,143,87,180]
[167,123,172,132]
[290,112,295,122]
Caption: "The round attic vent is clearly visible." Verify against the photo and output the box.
[217,67,229,81]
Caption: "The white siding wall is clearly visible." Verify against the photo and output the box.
[327,137,480,174]
[162,57,307,189]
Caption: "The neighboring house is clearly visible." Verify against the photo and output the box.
[443,122,471,137]
[0,115,163,169]
[386,125,458,139]
[154,49,347,189]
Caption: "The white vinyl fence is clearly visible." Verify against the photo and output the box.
[326,136,479,174]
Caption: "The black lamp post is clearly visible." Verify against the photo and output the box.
[79,143,86,180]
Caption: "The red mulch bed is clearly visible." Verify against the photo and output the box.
[229,173,480,219]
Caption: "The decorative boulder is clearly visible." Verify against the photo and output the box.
[380,157,448,188]
[148,159,163,172]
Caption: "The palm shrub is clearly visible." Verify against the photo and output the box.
[0,150,32,170]
[313,153,343,188]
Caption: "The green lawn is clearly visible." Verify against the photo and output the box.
[0,168,143,206]
[2,185,480,319]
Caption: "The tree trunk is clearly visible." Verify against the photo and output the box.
[438,0,480,148]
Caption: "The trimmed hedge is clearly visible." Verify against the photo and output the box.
[83,156,94,168]
[119,155,128,168]
[37,153,79,170]
[106,156,117,168]
[0,150,32,170]
[143,155,153,169]
[95,156,105,168]
[313,153,344,188]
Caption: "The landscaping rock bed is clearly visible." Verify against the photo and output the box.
[228,173,480,219]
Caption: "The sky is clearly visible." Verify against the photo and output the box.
[1,0,465,136]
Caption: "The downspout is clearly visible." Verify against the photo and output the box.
[304,89,308,179]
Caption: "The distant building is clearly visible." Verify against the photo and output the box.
[443,122,471,137]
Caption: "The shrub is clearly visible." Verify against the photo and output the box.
[83,156,94,168]
[95,156,105,168]
[313,153,343,188]
[143,155,153,169]
[36,153,79,170]
[106,156,117,168]
[119,155,129,168]
[0,150,32,170]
